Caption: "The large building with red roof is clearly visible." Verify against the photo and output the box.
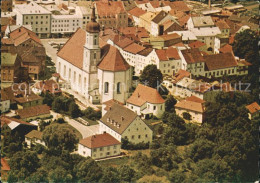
[56,7,132,104]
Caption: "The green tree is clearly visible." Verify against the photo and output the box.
[9,151,39,180]
[139,64,163,88]
[76,158,103,182]
[165,95,177,112]
[69,102,81,118]
[83,107,102,120]
[100,167,120,183]
[42,124,79,153]
[118,165,136,182]
[41,91,55,107]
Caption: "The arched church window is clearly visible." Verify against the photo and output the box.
[94,39,97,45]
[104,82,109,93]
[63,65,66,77]
[69,69,71,80]
[117,82,121,94]
[73,71,76,82]
[78,74,81,87]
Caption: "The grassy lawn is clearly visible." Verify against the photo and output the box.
[97,156,130,167]
[80,116,99,126]
[49,122,83,140]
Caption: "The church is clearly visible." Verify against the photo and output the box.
[56,7,132,104]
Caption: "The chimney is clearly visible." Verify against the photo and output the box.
[121,116,124,121]
[208,0,211,9]
[103,131,106,134]
[137,93,140,98]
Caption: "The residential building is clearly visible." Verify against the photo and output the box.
[16,104,50,121]
[175,95,205,123]
[78,2,93,29]
[1,116,37,137]
[102,99,124,116]
[78,132,121,160]
[215,19,230,43]
[0,98,10,113]
[25,130,46,148]
[170,70,211,99]
[32,79,61,95]
[139,11,157,32]
[51,6,83,37]
[1,53,22,87]
[187,16,215,30]
[95,0,128,28]
[170,30,197,44]
[126,84,165,118]
[14,2,52,38]
[246,102,260,120]
[155,47,182,75]
[188,41,207,53]
[99,103,153,144]
[128,7,146,26]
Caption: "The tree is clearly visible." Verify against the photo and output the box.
[100,167,120,183]
[41,91,55,107]
[139,64,163,88]
[165,95,177,112]
[183,112,191,120]
[69,102,81,118]
[118,165,136,182]
[9,151,39,180]
[76,158,103,182]
[42,124,79,153]
[83,107,101,120]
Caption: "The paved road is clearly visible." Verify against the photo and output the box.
[50,110,100,139]
[41,38,69,64]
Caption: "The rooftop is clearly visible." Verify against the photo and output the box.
[191,16,215,27]
[25,130,43,140]
[246,102,260,114]
[15,2,51,15]
[175,98,204,113]
[127,84,165,106]
[181,48,205,64]
[1,116,36,129]
[79,133,121,149]
[156,47,180,61]
[16,104,50,119]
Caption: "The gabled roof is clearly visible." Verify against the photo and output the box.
[169,1,190,12]
[172,69,191,84]
[191,16,215,27]
[127,84,165,106]
[57,28,85,69]
[1,158,10,171]
[103,99,123,111]
[114,36,134,49]
[16,104,50,119]
[1,116,36,129]
[175,99,204,113]
[181,48,205,64]
[204,52,237,71]
[96,1,126,16]
[128,7,146,17]
[25,130,43,140]
[186,95,205,104]
[79,133,121,149]
[100,103,138,134]
[215,20,230,29]
[219,44,233,53]
[123,42,146,54]
[97,44,130,72]
[188,40,206,49]
[34,80,61,94]
[156,47,180,61]
[246,102,260,114]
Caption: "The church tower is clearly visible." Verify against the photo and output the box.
[83,6,101,94]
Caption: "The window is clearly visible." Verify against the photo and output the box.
[145,134,148,138]
[63,65,66,77]
[113,145,117,149]
[138,135,141,139]
[100,147,103,151]
[106,152,110,155]
[94,39,97,45]
[93,148,96,152]
[104,82,109,93]
[153,106,156,110]
[94,53,96,59]
[131,135,134,139]
[117,82,121,93]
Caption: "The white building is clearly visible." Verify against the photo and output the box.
[0,99,10,113]
[78,133,121,160]
[99,103,153,144]
[51,6,83,36]
[25,130,46,148]
[14,2,52,38]
[175,96,205,123]
[126,84,165,118]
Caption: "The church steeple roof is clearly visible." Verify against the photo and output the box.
[86,5,100,33]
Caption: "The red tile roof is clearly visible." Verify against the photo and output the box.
[34,80,61,94]
[103,99,124,111]
[127,84,165,106]
[172,69,191,83]
[1,116,36,127]
[181,48,205,64]
[175,99,204,113]
[159,33,181,41]
[188,40,206,49]
[114,36,134,48]
[178,14,191,27]
[170,1,190,12]
[79,133,121,148]
[156,47,180,61]
[219,44,233,53]
[246,102,260,114]
[215,20,230,29]
[123,42,146,54]
[57,28,85,69]
[98,44,130,72]
[16,104,50,119]
[1,158,10,171]
[204,52,237,71]
[186,95,205,104]
[96,1,125,16]
[128,7,146,17]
